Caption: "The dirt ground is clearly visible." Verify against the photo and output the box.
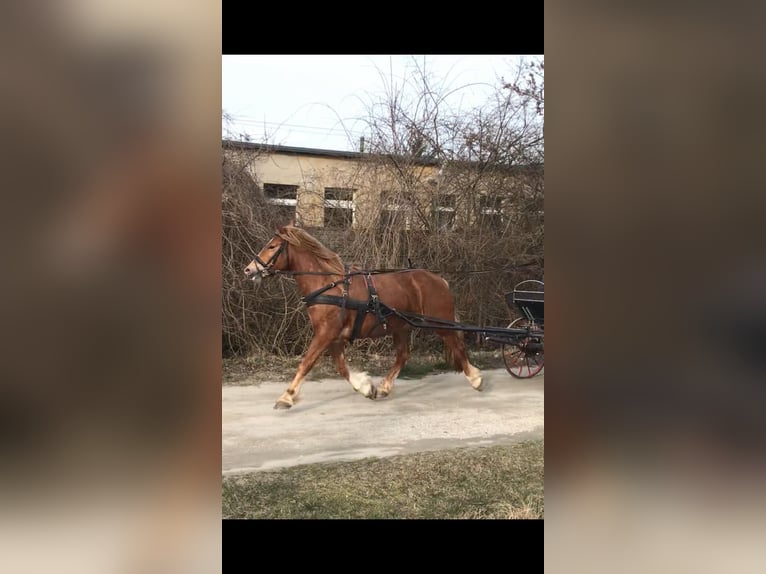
[222,367,544,475]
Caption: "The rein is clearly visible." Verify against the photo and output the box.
[266,259,541,278]
[271,268,413,277]
[250,237,540,343]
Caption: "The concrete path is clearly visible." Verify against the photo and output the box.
[223,368,543,475]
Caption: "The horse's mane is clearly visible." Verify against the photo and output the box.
[277,226,345,275]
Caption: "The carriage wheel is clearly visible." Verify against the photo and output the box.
[502,317,544,379]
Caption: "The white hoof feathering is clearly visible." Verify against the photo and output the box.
[468,365,483,389]
[349,371,374,397]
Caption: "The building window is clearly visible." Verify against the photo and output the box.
[323,187,354,229]
[433,193,456,230]
[263,183,297,200]
[380,208,404,228]
[272,205,296,223]
[324,187,353,202]
[379,189,407,230]
[479,194,503,227]
[262,183,297,223]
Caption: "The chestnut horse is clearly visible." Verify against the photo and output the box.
[244,224,483,409]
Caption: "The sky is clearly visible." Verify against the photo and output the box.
[222,55,539,152]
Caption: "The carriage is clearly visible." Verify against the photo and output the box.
[490,280,545,379]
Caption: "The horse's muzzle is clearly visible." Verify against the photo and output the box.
[245,263,267,286]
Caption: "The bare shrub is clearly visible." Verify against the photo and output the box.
[221,140,312,356]
[221,58,543,357]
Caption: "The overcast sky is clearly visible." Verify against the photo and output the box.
[222,55,539,151]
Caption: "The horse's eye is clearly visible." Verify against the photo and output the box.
[268,245,276,249]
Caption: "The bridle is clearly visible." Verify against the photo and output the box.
[254,236,288,277]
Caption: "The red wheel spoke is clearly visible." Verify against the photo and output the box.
[502,317,543,379]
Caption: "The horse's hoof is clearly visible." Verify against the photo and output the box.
[366,385,378,400]
[274,400,292,410]
[376,388,390,399]
[469,376,484,391]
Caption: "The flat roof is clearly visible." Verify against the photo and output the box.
[222,139,542,171]
[222,139,370,160]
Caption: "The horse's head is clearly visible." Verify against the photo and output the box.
[244,227,291,286]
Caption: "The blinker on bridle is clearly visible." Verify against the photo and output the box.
[254,236,288,276]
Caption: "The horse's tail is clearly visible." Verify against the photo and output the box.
[445,311,465,372]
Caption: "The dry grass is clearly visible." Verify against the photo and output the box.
[222,349,506,385]
[222,441,543,519]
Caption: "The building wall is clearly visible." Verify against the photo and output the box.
[223,142,542,231]
[248,151,439,228]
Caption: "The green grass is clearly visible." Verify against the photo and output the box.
[222,441,543,519]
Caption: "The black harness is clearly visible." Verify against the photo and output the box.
[253,236,401,341]
[254,239,288,276]
[301,267,395,341]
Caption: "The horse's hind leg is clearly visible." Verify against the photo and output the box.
[328,340,375,399]
[437,330,483,391]
[274,333,333,409]
[377,330,410,399]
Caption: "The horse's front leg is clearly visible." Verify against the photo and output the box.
[274,333,333,410]
[328,339,376,399]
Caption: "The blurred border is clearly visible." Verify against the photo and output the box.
[546,1,766,571]
[1,1,221,573]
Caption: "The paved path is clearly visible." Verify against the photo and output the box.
[223,368,543,475]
